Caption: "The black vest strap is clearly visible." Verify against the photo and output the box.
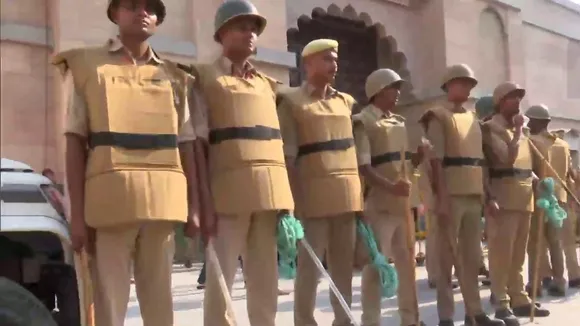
[371,151,412,167]
[88,132,178,150]
[297,138,354,157]
[208,125,281,145]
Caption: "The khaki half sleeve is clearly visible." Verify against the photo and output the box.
[189,86,210,141]
[277,99,298,158]
[425,119,445,159]
[64,87,89,137]
[353,122,371,166]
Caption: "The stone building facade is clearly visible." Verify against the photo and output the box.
[1,0,580,178]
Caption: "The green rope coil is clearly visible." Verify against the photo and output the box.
[536,177,567,228]
[356,217,398,298]
[277,213,305,279]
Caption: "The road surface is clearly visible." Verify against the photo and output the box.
[125,252,580,325]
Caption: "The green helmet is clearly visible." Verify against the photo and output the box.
[475,95,494,120]
[365,69,403,100]
[107,0,166,25]
[214,0,267,42]
[441,64,478,91]
[524,104,551,120]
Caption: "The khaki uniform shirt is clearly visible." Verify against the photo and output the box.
[188,56,279,140]
[277,83,357,158]
[65,38,196,142]
[482,114,523,166]
[424,101,470,160]
[353,104,398,173]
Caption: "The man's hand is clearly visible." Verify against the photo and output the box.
[184,211,201,238]
[485,199,500,218]
[436,196,451,226]
[70,215,95,254]
[200,202,218,245]
[388,179,411,197]
[513,114,525,132]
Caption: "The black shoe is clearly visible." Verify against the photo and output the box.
[542,277,553,289]
[495,308,520,326]
[569,278,580,288]
[428,281,458,289]
[512,303,550,317]
[438,320,454,326]
[481,278,491,286]
[184,260,193,269]
[525,284,543,298]
[547,286,565,297]
[465,314,506,326]
[196,283,205,290]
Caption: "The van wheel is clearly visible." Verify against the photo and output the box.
[0,277,57,326]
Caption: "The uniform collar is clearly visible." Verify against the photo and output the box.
[107,37,162,64]
[443,100,468,113]
[218,56,256,78]
[302,82,338,99]
[366,104,390,121]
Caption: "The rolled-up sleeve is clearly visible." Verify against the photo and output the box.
[189,85,210,141]
[353,122,371,166]
[425,119,445,159]
[64,88,89,137]
[178,85,196,142]
[277,99,298,158]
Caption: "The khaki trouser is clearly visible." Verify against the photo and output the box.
[564,204,580,280]
[436,195,484,320]
[294,213,356,326]
[487,210,532,308]
[527,208,566,290]
[203,211,279,326]
[360,205,418,326]
[426,210,438,283]
[92,221,175,326]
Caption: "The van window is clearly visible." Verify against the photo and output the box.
[0,184,47,203]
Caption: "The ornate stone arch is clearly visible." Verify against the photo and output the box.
[287,4,416,104]
[476,7,508,93]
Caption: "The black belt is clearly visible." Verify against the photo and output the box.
[297,138,354,157]
[208,125,281,145]
[442,157,484,167]
[489,168,532,179]
[88,132,178,150]
[371,151,412,167]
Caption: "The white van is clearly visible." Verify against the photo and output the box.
[0,158,79,326]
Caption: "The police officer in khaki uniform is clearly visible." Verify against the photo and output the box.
[481,82,550,326]
[421,64,504,326]
[53,1,200,325]
[185,1,294,325]
[525,105,569,297]
[276,39,362,326]
[354,69,423,326]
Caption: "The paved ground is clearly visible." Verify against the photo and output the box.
[125,250,580,325]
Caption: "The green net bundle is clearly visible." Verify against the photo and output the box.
[356,218,398,298]
[536,177,567,228]
[277,213,304,279]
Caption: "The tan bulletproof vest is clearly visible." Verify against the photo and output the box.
[355,107,416,216]
[484,120,534,212]
[52,46,189,228]
[530,132,570,202]
[194,63,293,214]
[281,87,362,218]
[429,107,484,196]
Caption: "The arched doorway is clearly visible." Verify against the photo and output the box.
[286,5,416,107]
[287,9,378,105]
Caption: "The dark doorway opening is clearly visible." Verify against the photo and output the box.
[287,10,379,105]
